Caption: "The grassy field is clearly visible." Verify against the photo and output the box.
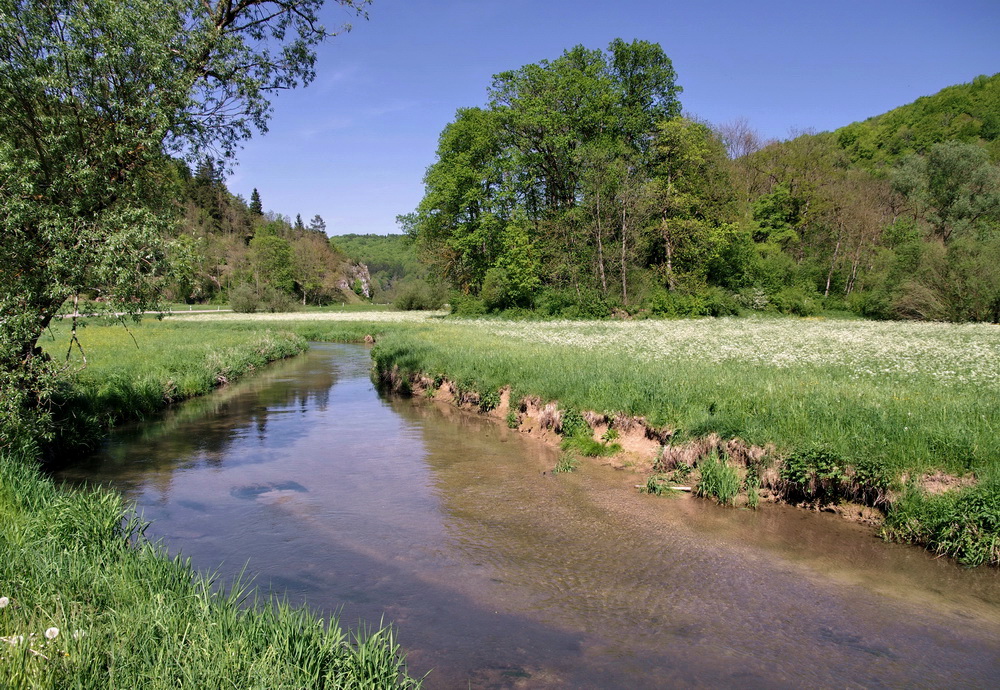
[169,311,999,480]
[2,319,421,688]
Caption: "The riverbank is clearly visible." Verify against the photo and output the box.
[166,311,1000,567]
[1,321,420,687]
[348,315,1000,567]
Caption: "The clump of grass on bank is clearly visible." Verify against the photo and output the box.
[0,456,420,688]
[694,452,741,506]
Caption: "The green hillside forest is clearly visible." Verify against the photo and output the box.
[405,46,1000,322]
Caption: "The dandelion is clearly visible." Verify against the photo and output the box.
[44,627,59,640]
[0,596,9,608]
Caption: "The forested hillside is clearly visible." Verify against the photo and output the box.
[334,233,445,308]
[165,159,370,310]
[407,45,1000,321]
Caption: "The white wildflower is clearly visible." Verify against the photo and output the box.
[0,596,9,608]
[44,627,59,640]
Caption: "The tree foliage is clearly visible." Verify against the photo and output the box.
[408,50,1000,323]
[0,0,368,449]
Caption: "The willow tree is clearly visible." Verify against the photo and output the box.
[0,0,368,449]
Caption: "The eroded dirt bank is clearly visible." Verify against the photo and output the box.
[377,363,971,535]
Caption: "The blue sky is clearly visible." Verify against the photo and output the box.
[224,0,1000,236]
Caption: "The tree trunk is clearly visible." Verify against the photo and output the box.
[824,223,844,298]
[595,191,607,295]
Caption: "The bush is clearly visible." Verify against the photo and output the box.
[259,286,298,313]
[734,286,773,312]
[780,447,847,502]
[228,285,298,313]
[695,451,741,506]
[450,293,488,316]
[847,289,894,320]
[883,481,1000,566]
[535,287,613,318]
[771,286,821,316]
[393,280,443,310]
[229,284,259,313]
[648,287,740,318]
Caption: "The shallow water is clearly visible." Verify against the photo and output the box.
[58,343,1000,688]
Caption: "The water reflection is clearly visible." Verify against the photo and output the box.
[57,344,1000,688]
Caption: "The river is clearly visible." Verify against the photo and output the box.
[56,343,1000,688]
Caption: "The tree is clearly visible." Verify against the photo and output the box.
[250,188,264,215]
[892,141,1000,243]
[309,214,327,234]
[250,233,295,293]
[411,39,683,307]
[0,0,369,450]
[652,118,739,290]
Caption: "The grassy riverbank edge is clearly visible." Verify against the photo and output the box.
[369,347,1000,569]
[1,325,421,688]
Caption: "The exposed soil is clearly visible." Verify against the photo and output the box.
[385,366,973,533]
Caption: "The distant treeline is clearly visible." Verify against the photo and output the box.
[333,233,446,309]
[405,41,1000,321]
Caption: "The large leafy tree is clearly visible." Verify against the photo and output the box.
[0,0,368,449]
[412,39,682,303]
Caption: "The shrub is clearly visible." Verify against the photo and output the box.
[780,447,847,502]
[394,281,443,311]
[229,285,298,313]
[259,286,298,313]
[229,284,259,313]
[882,481,1000,566]
[535,287,613,318]
[647,287,740,318]
[450,294,488,316]
[695,451,741,506]
[734,286,773,312]
[772,286,821,316]
[479,388,501,412]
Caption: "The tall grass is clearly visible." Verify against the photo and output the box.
[0,457,420,688]
[363,316,1000,480]
[694,452,741,506]
[39,320,307,452]
[2,318,420,686]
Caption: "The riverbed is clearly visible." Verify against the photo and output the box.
[56,343,1000,688]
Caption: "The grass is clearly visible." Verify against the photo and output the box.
[3,317,421,687]
[694,452,742,506]
[0,457,419,689]
[360,316,1000,481]
[40,320,308,453]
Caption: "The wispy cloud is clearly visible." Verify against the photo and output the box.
[362,100,419,117]
[298,117,355,139]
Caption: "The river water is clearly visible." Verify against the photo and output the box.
[57,343,1000,688]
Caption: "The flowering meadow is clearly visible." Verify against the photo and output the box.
[353,316,998,478]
